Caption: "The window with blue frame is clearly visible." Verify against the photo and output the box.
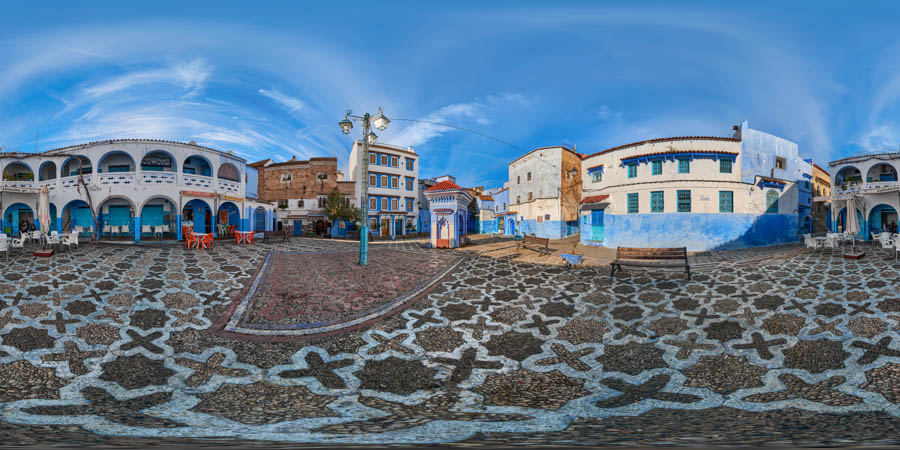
[720,159,732,173]
[678,158,690,174]
[651,160,662,175]
[677,190,691,212]
[406,158,414,170]
[650,191,664,212]
[406,177,414,190]
[766,190,779,213]
[590,171,601,182]
[719,191,733,213]
[627,193,639,213]
[369,197,377,210]
[627,164,637,178]
[406,198,413,211]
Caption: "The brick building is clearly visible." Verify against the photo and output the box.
[249,156,355,235]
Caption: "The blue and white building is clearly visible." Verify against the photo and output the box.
[579,121,813,251]
[348,141,418,239]
[0,139,275,241]
[828,152,900,237]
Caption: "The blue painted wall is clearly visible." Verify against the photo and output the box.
[245,166,259,200]
[601,212,799,251]
[517,219,579,239]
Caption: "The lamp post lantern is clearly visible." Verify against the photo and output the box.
[340,107,389,266]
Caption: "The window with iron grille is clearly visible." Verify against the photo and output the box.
[652,160,662,175]
[720,159,732,173]
[677,190,691,212]
[627,193,639,213]
[650,191,664,212]
[591,171,602,182]
[627,164,637,178]
[719,191,733,213]
[678,158,690,174]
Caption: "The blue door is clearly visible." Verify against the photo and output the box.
[591,209,604,241]
[506,218,516,235]
[293,220,302,236]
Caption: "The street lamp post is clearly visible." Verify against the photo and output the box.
[340,107,390,266]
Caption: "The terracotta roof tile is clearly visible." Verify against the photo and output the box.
[425,180,463,192]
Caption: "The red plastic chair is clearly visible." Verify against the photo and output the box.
[184,232,194,249]
[247,231,255,245]
[200,233,213,250]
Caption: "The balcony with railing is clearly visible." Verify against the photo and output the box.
[38,179,58,190]
[217,178,241,194]
[2,180,35,189]
[182,173,214,189]
[141,171,177,185]
[98,172,136,186]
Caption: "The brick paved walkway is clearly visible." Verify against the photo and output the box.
[0,237,898,445]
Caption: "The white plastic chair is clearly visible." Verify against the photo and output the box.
[0,234,8,259]
[822,235,840,254]
[880,235,894,255]
[122,225,130,238]
[142,225,151,238]
[47,231,60,250]
[10,236,25,255]
[30,230,42,245]
[68,232,79,249]
[103,225,112,238]
[161,225,169,238]
[60,234,73,252]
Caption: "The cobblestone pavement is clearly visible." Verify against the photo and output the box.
[0,238,899,446]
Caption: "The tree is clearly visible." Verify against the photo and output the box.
[323,188,360,224]
[73,157,98,242]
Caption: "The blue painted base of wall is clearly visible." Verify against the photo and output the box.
[517,219,579,240]
[591,213,798,251]
[480,221,499,234]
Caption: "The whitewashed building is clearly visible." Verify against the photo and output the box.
[828,152,900,236]
[579,121,813,251]
[0,139,275,241]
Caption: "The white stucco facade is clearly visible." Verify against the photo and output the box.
[0,139,275,241]
[348,141,419,238]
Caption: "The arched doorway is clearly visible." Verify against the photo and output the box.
[253,206,267,231]
[217,163,240,181]
[217,202,240,235]
[141,197,177,239]
[183,199,212,234]
[98,197,135,239]
[505,217,516,236]
[837,207,865,238]
[3,203,34,237]
[436,217,450,248]
[63,200,93,235]
[868,204,898,234]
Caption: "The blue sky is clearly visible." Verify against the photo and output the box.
[2,1,900,187]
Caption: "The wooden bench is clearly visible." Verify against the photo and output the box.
[262,230,290,244]
[517,235,552,255]
[610,246,690,279]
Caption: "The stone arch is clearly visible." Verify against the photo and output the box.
[140,150,177,172]
[38,161,58,181]
[834,165,862,187]
[97,150,136,173]
[865,162,899,183]
[2,161,33,181]
[183,198,213,234]
[60,155,93,177]
[183,155,213,177]
[217,162,240,181]
[867,203,898,234]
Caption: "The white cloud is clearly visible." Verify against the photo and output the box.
[259,88,304,113]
